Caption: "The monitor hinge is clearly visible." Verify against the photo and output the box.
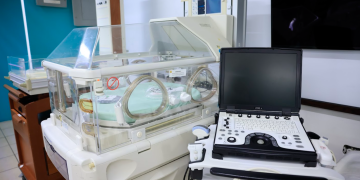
[226,109,280,116]
[225,106,236,113]
[282,108,292,116]
[227,106,235,110]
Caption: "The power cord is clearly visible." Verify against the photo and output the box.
[330,150,337,163]
[183,163,190,180]
[188,168,192,180]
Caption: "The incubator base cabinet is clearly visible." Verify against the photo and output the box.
[4,85,63,180]
[42,116,213,179]
[41,14,233,179]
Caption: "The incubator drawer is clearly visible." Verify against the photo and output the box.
[44,137,69,180]
[8,92,27,118]
[11,109,30,145]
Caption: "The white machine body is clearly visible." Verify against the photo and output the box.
[42,116,215,180]
[188,143,205,162]
[188,124,345,180]
[312,139,337,168]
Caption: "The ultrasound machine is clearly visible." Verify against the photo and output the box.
[186,48,344,180]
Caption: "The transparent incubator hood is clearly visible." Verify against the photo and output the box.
[7,56,49,95]
[45,21,213,70]
[44,20,219,154]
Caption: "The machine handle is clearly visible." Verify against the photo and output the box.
[210,168,327,180]
[4,84,26,98]
[12,113,26,124]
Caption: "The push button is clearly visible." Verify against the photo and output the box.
[257,139,265,145]
[227,137,236,143]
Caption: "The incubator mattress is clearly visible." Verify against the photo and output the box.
[80,82,201,124]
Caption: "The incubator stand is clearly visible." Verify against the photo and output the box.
[7,57,48,95]
[41,14,233,180]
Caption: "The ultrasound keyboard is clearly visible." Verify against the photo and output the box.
[214,112,315,152]
[234,118,299,134]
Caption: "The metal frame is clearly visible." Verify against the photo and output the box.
[232,0,247,47]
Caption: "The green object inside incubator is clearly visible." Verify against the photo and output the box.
[80,82,202,124]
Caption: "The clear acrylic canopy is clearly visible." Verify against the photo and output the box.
[43,18,223,155]
[45,21,214,70]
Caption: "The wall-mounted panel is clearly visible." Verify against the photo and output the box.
[72,0,97,26]
[36,0,67,8]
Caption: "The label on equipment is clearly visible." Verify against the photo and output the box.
[79,99,93,113]
[62,121,69,134]
[169,69,186,77]
[106,60,123,67]
[98,95,118,101]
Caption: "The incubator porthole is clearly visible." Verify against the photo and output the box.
[186,67,218,103]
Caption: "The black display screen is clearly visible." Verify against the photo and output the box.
[221,51,300,110]
[272,0,360,50]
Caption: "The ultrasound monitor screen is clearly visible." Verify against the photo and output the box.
[222,52,299,109]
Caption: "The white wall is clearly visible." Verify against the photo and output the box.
[123,0,184,24]
[301,105,360,161]
[247,0,360,161]
[246,0,360,108]
[121,0,184,60]
[302,50,360,107]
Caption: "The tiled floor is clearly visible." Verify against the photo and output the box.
[0,121,23,180]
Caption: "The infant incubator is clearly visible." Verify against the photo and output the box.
[41,15,233,180]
